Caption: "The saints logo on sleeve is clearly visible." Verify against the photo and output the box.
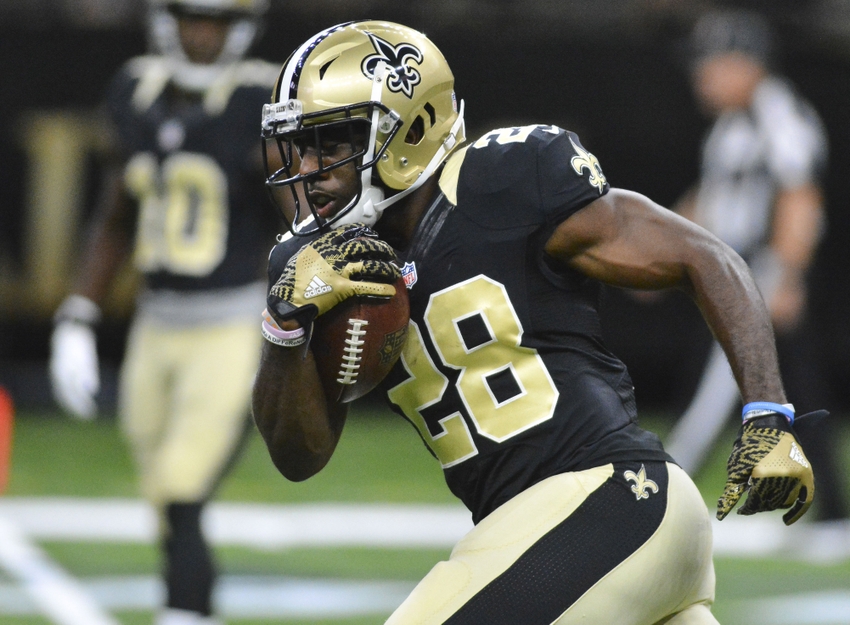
[569,135,607,194]
[454,124,610,230]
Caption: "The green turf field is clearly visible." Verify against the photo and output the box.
[2,402,850,624]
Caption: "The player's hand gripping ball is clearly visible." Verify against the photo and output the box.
[268,223,401,323]
[268,223,409,403]
[717,413,818,525]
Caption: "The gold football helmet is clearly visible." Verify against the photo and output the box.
[262,20,466,234]
[149,0,269,91]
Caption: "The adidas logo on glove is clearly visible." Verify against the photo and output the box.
[304,276,332,299]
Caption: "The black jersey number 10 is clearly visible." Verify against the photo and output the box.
[126,151,229,277]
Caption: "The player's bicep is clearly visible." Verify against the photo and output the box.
[544,187,715,291]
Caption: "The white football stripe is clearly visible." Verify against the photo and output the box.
[0,515,119,625]
[0,575,415,617]
[0,498,473,548]
[1,498,847,560]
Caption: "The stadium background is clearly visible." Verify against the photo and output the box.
[3,0,850,414]
[0,1,850,623]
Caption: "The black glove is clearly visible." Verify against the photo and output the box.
[268,223,401,327]
[716,411,822,526]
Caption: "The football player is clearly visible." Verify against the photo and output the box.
[49,1,280,623]
[253,21,817,624]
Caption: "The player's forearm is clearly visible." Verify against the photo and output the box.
[546,188,786,402]
[616,189,788,403]
[684,238,787,404]
[72,223,133,305]
[251,341,346,481]
[71,173,136,306]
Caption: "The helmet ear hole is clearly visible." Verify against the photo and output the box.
[423,102,437,126]
[405,116,425,145]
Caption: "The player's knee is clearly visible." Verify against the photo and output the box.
[151,460,217,504]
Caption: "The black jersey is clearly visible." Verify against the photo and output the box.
[107,56,280,292]
[380,125,671,523]
[267,125,671,524]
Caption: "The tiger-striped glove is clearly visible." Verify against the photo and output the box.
[717,412,818,526]
[268,223,401,325]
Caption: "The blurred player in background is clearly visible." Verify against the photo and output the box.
[665,9,849,545]
[49,0,280,622]
[252,20,819,623]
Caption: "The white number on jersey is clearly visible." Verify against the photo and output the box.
[387,275,559,468]
[471,124,560,149]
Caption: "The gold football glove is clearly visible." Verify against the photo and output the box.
[268,223,401,324]
[717,413,817,526]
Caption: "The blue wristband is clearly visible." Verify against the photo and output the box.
[742,402,795,424]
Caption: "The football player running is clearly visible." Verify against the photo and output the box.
[253,21,817,624]
[49,1,280,623]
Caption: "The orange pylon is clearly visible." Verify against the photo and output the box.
[0,387,14,494]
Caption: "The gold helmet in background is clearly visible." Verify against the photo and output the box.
[149,0,269,91]
[262,20,466,234]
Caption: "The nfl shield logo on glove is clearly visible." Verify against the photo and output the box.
[401,262,418,289]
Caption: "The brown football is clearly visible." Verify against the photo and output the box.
[312,276,410,403]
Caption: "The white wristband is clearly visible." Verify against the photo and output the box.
[261,309,306,347]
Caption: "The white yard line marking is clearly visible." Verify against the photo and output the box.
[0,514,120,625]
[1,497,842,557]
[732,591,850,625]
[0,575,416,618]
[0,498,475,548]
[0,497,846,561]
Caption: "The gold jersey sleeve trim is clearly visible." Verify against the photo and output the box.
[438,144,469,206]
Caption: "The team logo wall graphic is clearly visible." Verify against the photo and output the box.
[361,33,423,98]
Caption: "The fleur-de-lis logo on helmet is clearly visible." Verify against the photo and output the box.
[624,464,659,501]
[569,136,607,194]
[361,32,423,99]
